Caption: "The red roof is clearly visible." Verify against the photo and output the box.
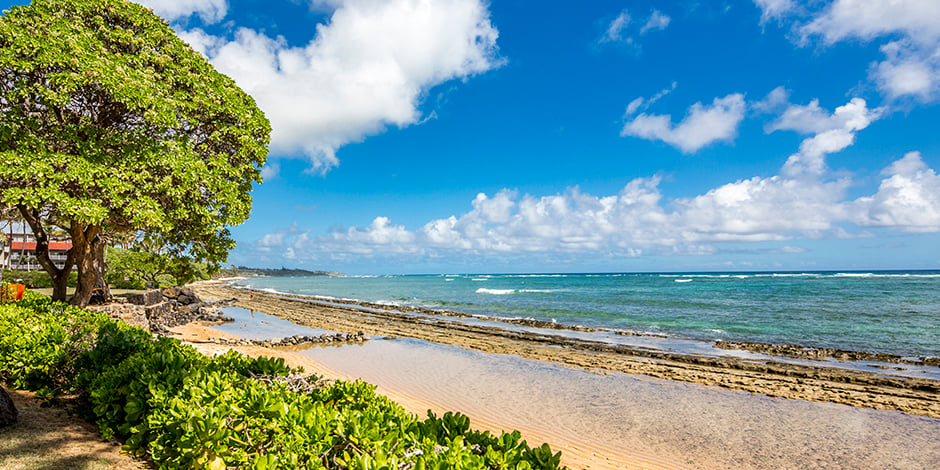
[11,241,72,251]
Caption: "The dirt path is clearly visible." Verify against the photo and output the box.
[0,388,151,470]
[192,282,940,419]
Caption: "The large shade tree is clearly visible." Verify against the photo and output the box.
[0,0,271,306]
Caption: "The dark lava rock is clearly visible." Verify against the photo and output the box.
[0,386,18,427]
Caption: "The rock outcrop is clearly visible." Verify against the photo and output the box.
[88,287,236,335]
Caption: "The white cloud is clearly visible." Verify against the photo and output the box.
[851,152,940,231]
[136,0,228,24]
[640,10,671,35]
[768,96,882,134]
[753,86,790,113]
[601,10,631,43]
[777,98,881,176]
[260,162,280,181]
[600,9,670,45]
[800,0,940,45]
[796,0,940,102]
[623,81,677,117]
[753,0,797,24]
[621,93,747,153]
[174,0,503,173]
[873,40,939,100]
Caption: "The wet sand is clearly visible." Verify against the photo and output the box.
[190,282,940,419]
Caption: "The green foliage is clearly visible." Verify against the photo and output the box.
[0,294,567,469]
[0,0,271,304]
[2,269,78,288]
[107,241,213,289]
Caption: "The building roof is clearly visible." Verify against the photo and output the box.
[11,241,72,251]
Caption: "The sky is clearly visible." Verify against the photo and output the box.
[7,0,940,274]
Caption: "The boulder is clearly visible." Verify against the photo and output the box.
[0,386,18,427]
[144,302,174,319]
[127,289,163,306]
[162,287,181,300]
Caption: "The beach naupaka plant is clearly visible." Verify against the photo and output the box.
[0,0,270,306]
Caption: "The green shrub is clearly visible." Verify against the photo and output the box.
[2,270,78,288]
[0,293,566,469]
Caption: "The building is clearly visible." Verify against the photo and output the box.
[0,220,74,271]
[8,238,72,270]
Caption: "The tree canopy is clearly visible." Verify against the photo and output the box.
[0,0,271,305]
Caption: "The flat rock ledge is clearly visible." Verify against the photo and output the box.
[203,332,369,348]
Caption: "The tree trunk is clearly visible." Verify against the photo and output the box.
[69,224,101,307]
[17,206,73,302]
[94,239,111,302]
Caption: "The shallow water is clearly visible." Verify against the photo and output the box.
[213,306,940,469]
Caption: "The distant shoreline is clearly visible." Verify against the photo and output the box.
[191,281,940,418]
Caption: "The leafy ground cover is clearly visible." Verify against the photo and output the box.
[0,291,564,469]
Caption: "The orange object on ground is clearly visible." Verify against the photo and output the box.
[1,283,25,301]
[11,283,24,300]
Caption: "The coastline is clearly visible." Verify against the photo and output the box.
[190,282,940,419]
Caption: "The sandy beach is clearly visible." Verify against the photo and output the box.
[180,281,940,469]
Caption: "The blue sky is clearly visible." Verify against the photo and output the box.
[9,0,940,273]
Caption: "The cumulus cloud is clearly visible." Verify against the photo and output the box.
[851,152,940,231]
[136,0,228,24]
[777,98,882,176]
[621,93,747,153]
[794,0,940,102]
[800,0,940,45]
[173,0,503,173]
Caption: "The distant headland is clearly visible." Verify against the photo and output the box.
[221,266,346,277]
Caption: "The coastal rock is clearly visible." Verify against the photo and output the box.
[205,331,369,348]
[86,303,150,330]
[127,289,162,306]
[145,302,174,319]
[0,386,18,427]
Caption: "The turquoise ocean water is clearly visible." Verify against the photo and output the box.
[233,271,940,358]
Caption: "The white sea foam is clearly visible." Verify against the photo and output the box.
[445,278,455,282]
[471,278,489,281]
[674,279,693,283]
[504,274,568,278]
[476,288,515,295]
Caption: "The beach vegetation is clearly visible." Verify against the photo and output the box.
[0,0,271,306]
[0,292,566,469]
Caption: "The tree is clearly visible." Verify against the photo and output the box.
[0,0,271,305]
[107,234,212,288]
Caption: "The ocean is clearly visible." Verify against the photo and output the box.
[232,271,940,359]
